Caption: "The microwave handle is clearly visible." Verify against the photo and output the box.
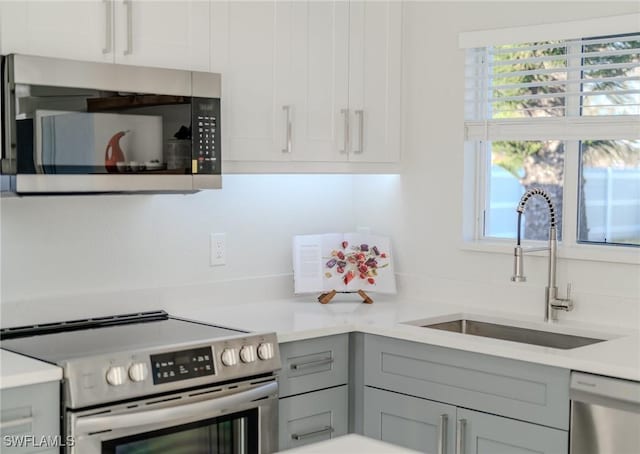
[1,56,16,173]
[75,381,277,434]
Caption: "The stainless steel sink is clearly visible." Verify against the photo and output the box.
[420,319,606,350]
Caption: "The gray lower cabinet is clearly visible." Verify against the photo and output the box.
[362,335,570,454]
[363,387,568,454]
[278,334,349,398]
[458,408,568,454]
[0,381,60,454]
[278,385,348,450]
[364,334,570,430]
[364,386,455,453]
[277,335,350,451]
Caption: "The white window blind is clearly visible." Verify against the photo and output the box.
[465,33,640,141]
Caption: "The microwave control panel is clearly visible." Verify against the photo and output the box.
[192,97,221,175]
[150,346,215,385]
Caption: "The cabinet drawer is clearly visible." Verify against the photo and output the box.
[278,385,348,450]
[1,381,60,454]
[364,335,570,430]
[279,334,348,398]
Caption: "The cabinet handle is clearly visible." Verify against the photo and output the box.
[340,108,349,154]
[124,0,133,55]
[282,105,292,154]
[290,357,333,370]
[437,414,448,454]
[353,109,364,154]
[456,418,466,454]
[291,425,334,441]
[102,0,112,54]
[0,416,33,430]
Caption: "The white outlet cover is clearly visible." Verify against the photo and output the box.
[210,233,226,266]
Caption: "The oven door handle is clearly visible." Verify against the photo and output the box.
[75,381,277,434]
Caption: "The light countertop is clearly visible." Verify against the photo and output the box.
[176,296,640,382]
[0,348,62,390]
[280,434,419,453]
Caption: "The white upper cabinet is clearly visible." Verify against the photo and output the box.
[211,1,293,162]
[289,1,350,162]
[114,0,210,71]
[0,0,113,63]
[0,1,210,72]
[347,1,402,163]
[217,0,402,168]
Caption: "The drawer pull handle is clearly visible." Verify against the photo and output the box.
[438,414,448,454]
[0,416,33,430]
[353,109,364,154]
[124,0,133,55]
[456,418,466,454]
[102,0,112,54]
[282,105,292,153]
[290,358,333,370]
[340,108,349,154]
[291,425,334,441]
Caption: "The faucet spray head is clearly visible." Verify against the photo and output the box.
[511,246,526,282]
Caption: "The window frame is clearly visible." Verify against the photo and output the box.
[460,20,640,265]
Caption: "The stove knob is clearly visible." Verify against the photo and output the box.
[239,345,256,363]
[106,366,127,386]
[257,343,274,360]
[128,362,148,382]
[221,348,238,367]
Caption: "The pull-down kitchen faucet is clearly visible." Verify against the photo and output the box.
[511,188,573,322]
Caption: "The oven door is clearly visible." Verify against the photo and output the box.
[68,378,277,454]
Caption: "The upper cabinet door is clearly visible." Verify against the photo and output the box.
[212,1,293,162]
[0,0,114,63]
[347,1,402,163]
[289,1,350,162]
[114,0,210,71]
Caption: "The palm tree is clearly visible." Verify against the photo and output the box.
[491,36,639,242]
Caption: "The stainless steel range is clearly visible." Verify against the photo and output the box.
[1,311,281,453]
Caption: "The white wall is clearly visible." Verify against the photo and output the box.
[0,175,355,325]
[1,1,638,330]
[355,1,640,329]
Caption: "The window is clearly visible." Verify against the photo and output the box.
[464,29,639,248]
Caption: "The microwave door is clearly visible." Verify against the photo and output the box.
[37,112,163,174]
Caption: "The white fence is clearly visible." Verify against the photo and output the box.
[486,166,640,244]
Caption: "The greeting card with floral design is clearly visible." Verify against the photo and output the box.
[293,233,396,294]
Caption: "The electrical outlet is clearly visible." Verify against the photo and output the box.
[210,233,226,266]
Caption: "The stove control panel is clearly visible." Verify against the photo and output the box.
[150,346,215,385]
[63,332,280,409]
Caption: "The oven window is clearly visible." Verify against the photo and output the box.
[101,409,258,454]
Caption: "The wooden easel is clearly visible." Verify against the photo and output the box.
[317,289,373,305]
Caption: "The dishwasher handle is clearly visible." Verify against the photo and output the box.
[571,372,640,406]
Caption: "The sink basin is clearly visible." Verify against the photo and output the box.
[416,318,606,350]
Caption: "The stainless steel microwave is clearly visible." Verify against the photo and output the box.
[1,54,221,194]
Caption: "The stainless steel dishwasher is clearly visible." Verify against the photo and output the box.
[570,371,640,454]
